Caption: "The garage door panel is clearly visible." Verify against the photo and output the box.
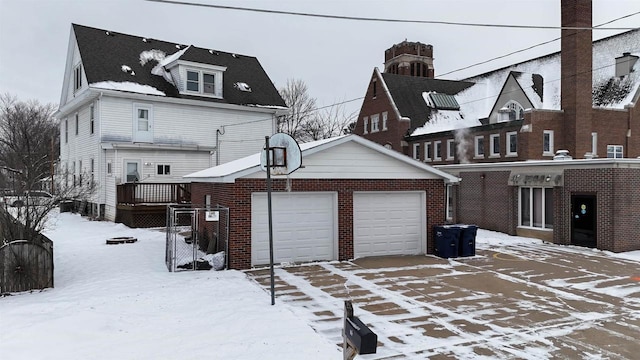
[252,193,336,266]
[354,192,425,258]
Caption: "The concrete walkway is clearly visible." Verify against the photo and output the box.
[246,241,640,359]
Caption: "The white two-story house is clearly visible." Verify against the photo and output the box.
[56,24,288,222]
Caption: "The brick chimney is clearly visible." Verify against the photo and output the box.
[561,0,593,158]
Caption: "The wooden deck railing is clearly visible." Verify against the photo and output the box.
[116,183,191,205]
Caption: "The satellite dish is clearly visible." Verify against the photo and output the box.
[260,133,302,175]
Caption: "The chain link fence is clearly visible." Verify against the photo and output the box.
[165,204,229,272]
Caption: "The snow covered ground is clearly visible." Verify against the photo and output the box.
[1,212,638,359]
[0,211,340,360]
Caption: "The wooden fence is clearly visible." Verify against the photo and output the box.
[0,238,53,294]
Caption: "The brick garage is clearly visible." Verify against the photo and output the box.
[440,159,640,253]
[186,135,458,270]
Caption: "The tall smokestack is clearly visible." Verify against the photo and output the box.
[561,0,593,158]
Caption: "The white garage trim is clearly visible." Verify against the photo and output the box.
[353,191,426,258]
[251,192,338,266]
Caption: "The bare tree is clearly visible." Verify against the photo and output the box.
[277,79,316,141]
[0,94,94,244]
[299,101,358,142]
[278,79,356,142]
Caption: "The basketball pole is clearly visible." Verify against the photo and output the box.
[265,136,276,305]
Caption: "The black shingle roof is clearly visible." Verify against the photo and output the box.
[381,73,474,130]
[72,24,286,107]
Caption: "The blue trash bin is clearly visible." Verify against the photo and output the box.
[458,225,478,257]
[434,225,461,258]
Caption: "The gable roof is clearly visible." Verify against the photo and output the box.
[381,72,474,130]
[72,24,286,107]
[184,134,460,183]
[387,29,640,137]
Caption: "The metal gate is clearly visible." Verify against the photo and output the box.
[165,204,229,272]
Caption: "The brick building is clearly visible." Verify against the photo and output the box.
[355,0,640,252]
[186,135,458,269]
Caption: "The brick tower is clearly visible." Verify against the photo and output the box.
[384,41,435,78]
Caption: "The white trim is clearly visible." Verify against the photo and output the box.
[543,130,554,156]
[506,131,518,157]
[374,67,403,123]
[412,143,421,160]
[474,135,484,158]
[490,134,500,158]
[382,111,388,131]
[132,103,154,143]
[363,116,369,134]
[424,141,432,162]
[607,144,623,158]
[433,140,442,161]
[371,113,380,133]
[446,139,455,160]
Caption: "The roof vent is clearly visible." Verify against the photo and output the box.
[121,65,135,76]
[553,149,572,160]
[105,31,114,36]
[234,82,252,92]
[232,53,238,58]
[209,49,219,55]
[616,52,639,77]
[142,38,149,43]
[175,44,182,49]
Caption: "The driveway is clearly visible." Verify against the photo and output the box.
[246,235,640,359]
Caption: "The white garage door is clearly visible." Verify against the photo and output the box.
[251,192,337,266]
[353,192,425,258]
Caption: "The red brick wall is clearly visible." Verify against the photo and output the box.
[559,168,614,250]
[592,108,630,157]
[457,171,516,235]
[354,72,410,153]
[612,168,640,251]
[191,178,446,269]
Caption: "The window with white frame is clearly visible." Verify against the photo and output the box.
[504,100,524,121]
[90,104,95,135]
[73,64,82,92]
[90,158,95,184]
[474,136,484,158]
[424,142,432,161]
[157,164,171,175]
[363,116,368,134]
[371,114,380,132]
[184,68,223,97]
[607,145,623,158]
[543,130,554,155]
[490,134,500,157]
[434,141,442,160]
[506,131,517,156]
[446,184,454,221]
[446,139,455,160]
[382,111,388,131]
[520,187,553,229]
[413,143,421,160]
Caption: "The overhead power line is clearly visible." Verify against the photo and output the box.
[145,0,640,31]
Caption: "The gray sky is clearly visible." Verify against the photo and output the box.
[1,0,639,117]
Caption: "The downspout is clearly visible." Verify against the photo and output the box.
[216,126,225,166]
[99,91,105,218]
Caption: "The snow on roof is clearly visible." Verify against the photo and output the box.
[139,49,166,66]
[90,81,165,96]
[409,30,640,136]
[412,110,474,136]
[184,136,344,180]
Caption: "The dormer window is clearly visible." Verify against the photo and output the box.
[499,100,524,122]
[179,65,224,98]
[186,70,217,95]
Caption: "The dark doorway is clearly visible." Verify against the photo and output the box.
[571,195,596,248]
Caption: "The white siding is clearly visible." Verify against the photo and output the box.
[99,96,273,164]
[244,141,443,180]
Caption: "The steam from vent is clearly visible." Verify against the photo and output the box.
[454,128,470,164]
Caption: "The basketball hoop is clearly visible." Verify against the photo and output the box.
[260,133,302,175]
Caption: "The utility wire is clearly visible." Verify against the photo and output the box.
[145,0,639,31]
